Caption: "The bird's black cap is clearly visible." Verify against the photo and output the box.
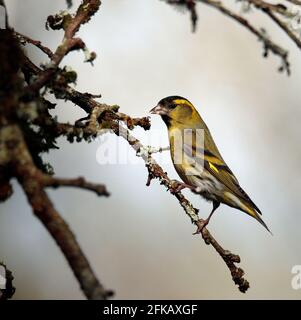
[158,95,187,105]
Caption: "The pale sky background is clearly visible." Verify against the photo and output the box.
[1,0,301,299]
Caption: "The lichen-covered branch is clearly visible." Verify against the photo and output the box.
[25,0,100,95]
[19,43,249,291]
[265,9,301,51]
[119,126,250,293]
[3,0,301,299]
[244,1,301,51]
[202,0,290,74]
[0,1,111,299]
[164,0,301,74]
[1,123,112,300]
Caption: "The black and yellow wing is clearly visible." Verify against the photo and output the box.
[182,128,270,231]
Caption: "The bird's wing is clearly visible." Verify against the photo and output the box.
[204,161,262,214]
[183,128,262,214]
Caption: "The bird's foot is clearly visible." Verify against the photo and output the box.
[193,219,209,235]
[169,180,194,194]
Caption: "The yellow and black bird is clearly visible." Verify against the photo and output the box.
[150,96,270,233]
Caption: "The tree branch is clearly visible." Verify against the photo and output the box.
[203,0,290,75]
[15,31,54,59]
[1,15,112,297]
[285,0,301,5]
[263,8,301,50]
[43,176,110,197]
[164,0,301,74]
[21,44,250,291]
[6,0,300,297]
[118,125,250,293]
[199,0,291,74]
[26,85,250,292]
[2,124,112,299]
[18,46,250,291]
[166,0,198,31]
[24,0,100,95]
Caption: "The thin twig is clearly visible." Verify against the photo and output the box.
[285,0,301,5]
[19,48,250,291]
[265,9,301,50]
[15,31,54,58]
[22,51,250,292]
[9,0,301,296]
[117,125,250,293]
[24,0,100,95]
[44,176,110,197]
[199,0,291,74]
[164,0,293,74]
[1,7,112,297]
[167,0,198,31]
[2,124,112,300]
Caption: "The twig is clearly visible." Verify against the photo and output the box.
[265,9,301,50]
[285,0,301,5]
[15,31,54,58]
[116,112,151,130]
[166,0,198,31]
[2,124,112,300]
[115,125,250,293]
[199,0,291,74]
[1,17,112,298]
[19,48,250,290]
[137,145,170,156]
[24,0,100,95]
[246,0,289,14]
[44,176,110,196]
[19,39,151,133]
[22,52,250,292]
[8,0,300,295]
[164,0,293,74]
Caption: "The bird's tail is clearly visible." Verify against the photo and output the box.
[224,191,271,233]
[241,199,272,234]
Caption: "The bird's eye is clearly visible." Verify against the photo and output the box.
[169,104,177,109]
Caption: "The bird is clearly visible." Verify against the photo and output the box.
[150,95,270,233]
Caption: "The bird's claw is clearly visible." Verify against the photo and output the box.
[193,219,209,235]
[169,180,193,194]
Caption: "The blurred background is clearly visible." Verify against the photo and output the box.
[1,0,301,299]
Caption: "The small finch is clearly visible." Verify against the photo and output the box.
[150,96,270,233]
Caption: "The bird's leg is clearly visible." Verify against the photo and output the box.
[193,201,220,234]
[169,179,194,194]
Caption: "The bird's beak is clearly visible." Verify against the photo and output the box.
[149,104,168,116]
